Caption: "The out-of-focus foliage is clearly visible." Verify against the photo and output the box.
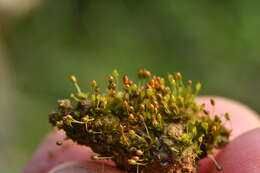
[1,0,260,172]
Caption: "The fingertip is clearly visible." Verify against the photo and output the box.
[208,128,260,173]
[23,130,101,173]
[197,96,260,173]
[197,96,260,139]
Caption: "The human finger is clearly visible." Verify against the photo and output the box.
[197,96,260,173]
[208,128,260,173]
[23,130,122,173]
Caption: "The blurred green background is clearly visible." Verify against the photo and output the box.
[0,0,260,172]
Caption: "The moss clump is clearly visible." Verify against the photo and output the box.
[49,69,230,173]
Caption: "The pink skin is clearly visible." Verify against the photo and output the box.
[23,96,260,173]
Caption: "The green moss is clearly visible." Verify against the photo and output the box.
[49,69,230,173]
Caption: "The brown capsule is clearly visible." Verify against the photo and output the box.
[131,156,139,161]
[146,84,153,90]
[143,69,151,78]
[123,100,128,108]
[159,85,165,92]
[140,104,145,111]
[188,80,192,85]
[64,114,73,121]
[210,99,215,106]
[128,80,133,86]
[156,93,163,100]
[129,106,134,112]
[137,113,143,121]
[122,75,129,84]
[107,75,114,82]
[56,140,63,146]
[152,119,159,126]
[150,104,155,112]
[203,109,209,115]
[175,72,182,79]
[212,125,217,132]
[152,100,158,106]
[124,84,130,89]
[110,90,116,96]
[94,87,100,92]
[138,69,145,78]
[149,79,155,88]
[156,77,163,85]
[129,113,135,120]
[110,83,116,90]
[136,150,143,156]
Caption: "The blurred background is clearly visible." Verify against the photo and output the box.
[0,0,260,172]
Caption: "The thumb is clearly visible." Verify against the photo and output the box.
[23,130,123,173]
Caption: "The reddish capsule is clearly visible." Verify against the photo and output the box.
[128,80,133,86]
[156,77,163,85]
[154,107,158,113]
[149,79,155,88]
[136,150,143,156]
[122,75,129,84]
[150,104,155,112]
[160,86,166,93]
[156,93,163,100]
[129,113,135,120]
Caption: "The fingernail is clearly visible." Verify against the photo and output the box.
[48,161,97,173]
